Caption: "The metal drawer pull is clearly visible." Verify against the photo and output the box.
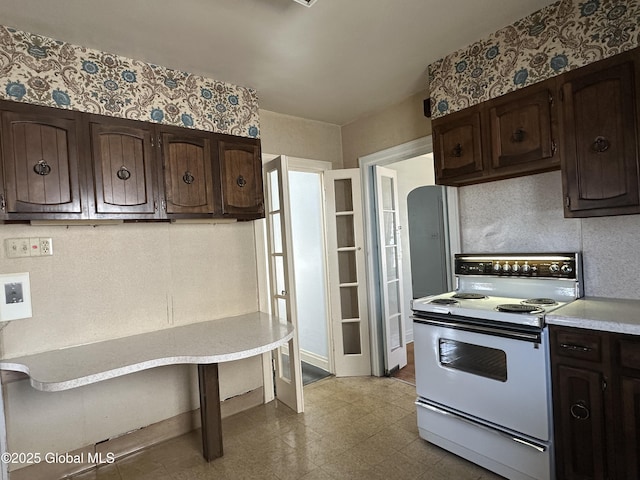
[559,343,592,352]
[451,143,462,157]
[592,136,610,153]
[117,166,131,181]
[511,128,525,143]
[33,159,51,176]
[182,171,195,185]
[236,175,247,187]
[570,402,590,420]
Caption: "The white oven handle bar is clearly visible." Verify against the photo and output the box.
[415,399,547,453]
[412,314,541,343]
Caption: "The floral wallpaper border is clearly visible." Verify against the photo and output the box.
[428,0,640,119]
[0,25,260,138]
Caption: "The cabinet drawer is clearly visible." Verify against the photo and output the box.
[552,328,603,363]
[617,336,640,371]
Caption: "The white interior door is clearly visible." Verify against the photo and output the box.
[264,156,304,413]
[324,169,371,377]
[374,165,407,373]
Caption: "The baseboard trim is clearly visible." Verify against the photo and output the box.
[300,349,329,372]
[9,386,265,480]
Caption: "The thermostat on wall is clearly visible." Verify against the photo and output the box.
[0,272,32,321]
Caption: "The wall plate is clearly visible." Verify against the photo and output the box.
[0,272,32,321]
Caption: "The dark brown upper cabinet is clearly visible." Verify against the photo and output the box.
[489,82,557,176]
[0,100,264,222]
[0,103,86,219]
[433,78,559,187]
[89,117,159,219]
[160,128,216,217]
[216,135,264,219]
[433,108,485,185]
[559,49,640,218]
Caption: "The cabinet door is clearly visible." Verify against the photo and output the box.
[217,137,264,218]
[560,53,640,217]
[553,364,608,480]
[618,376,640,479]
[161,129,215,215]
[89,120,158,217]
[1,107,83,216]
[433,109,484,185]
[489,84,557,174]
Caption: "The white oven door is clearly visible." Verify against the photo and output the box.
[413,315,551,441]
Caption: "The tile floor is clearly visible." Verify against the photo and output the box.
[72,376,504,480]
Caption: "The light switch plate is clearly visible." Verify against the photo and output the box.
[0,272,32,321]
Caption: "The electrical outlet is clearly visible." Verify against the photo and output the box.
[4,238,31,258]
[39,238,53,256]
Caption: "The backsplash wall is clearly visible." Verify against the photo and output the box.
[458,171,640,300]
[0,25,260,137]
[428,0,640,118]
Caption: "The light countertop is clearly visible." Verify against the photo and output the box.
[0,311,294,392]
[546,297,640,335]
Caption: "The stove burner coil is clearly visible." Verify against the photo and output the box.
[452,293,488,300]
[496,304,544,314]
[429,298,459,305]
[522,298,557,306]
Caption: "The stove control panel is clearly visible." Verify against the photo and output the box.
[455,253,580,279]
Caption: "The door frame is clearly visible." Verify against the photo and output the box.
[255,154,334,398]
[359,136,461,376]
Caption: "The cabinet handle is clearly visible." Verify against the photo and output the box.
[0,193,5,212]
[511,128,525,143]
[451,144,463,157]
[559,343,592,352]
[237,175,247,187]
[592,136,610,153]
[116,166,131,181]
[33,159,52,176]
[182,171,195,185]
[570,402,590,420]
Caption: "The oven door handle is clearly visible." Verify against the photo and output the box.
[412,314,541,343]
[415,399,547,453]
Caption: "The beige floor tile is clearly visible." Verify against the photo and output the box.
[69,376,508,480]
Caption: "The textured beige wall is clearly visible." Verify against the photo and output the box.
[341,89,431,168]
[259,109,343,167]
[0,222,262,463]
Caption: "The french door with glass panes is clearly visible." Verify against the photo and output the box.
[374,165,407,373]
[324,169,371,377]
[264,156,303,412]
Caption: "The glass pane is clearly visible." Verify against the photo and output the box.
[381,176,394,210]
[268,169,280,212]
[336,215,355,248]
[334,179,353,212]
[383,212,396,246]
[387,280,400,316]
[340,286,359,319]
[278,341,291,382]
[385,246,397,280]
[389,314,402,350]
[275,255,286,298]
[338,251,357,284]
[439,339,507,382]
[270,212,283,254]
[342,322,361,355]
[276,297,288,322]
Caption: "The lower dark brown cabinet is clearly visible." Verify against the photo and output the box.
[550,326,640,480]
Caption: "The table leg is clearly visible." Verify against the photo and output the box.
[197,363,223,461]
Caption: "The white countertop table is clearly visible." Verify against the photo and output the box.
[0,311,295,463]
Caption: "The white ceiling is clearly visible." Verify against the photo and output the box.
[0,0,555,126]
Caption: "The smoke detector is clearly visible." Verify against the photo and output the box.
[293,0,318,6]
